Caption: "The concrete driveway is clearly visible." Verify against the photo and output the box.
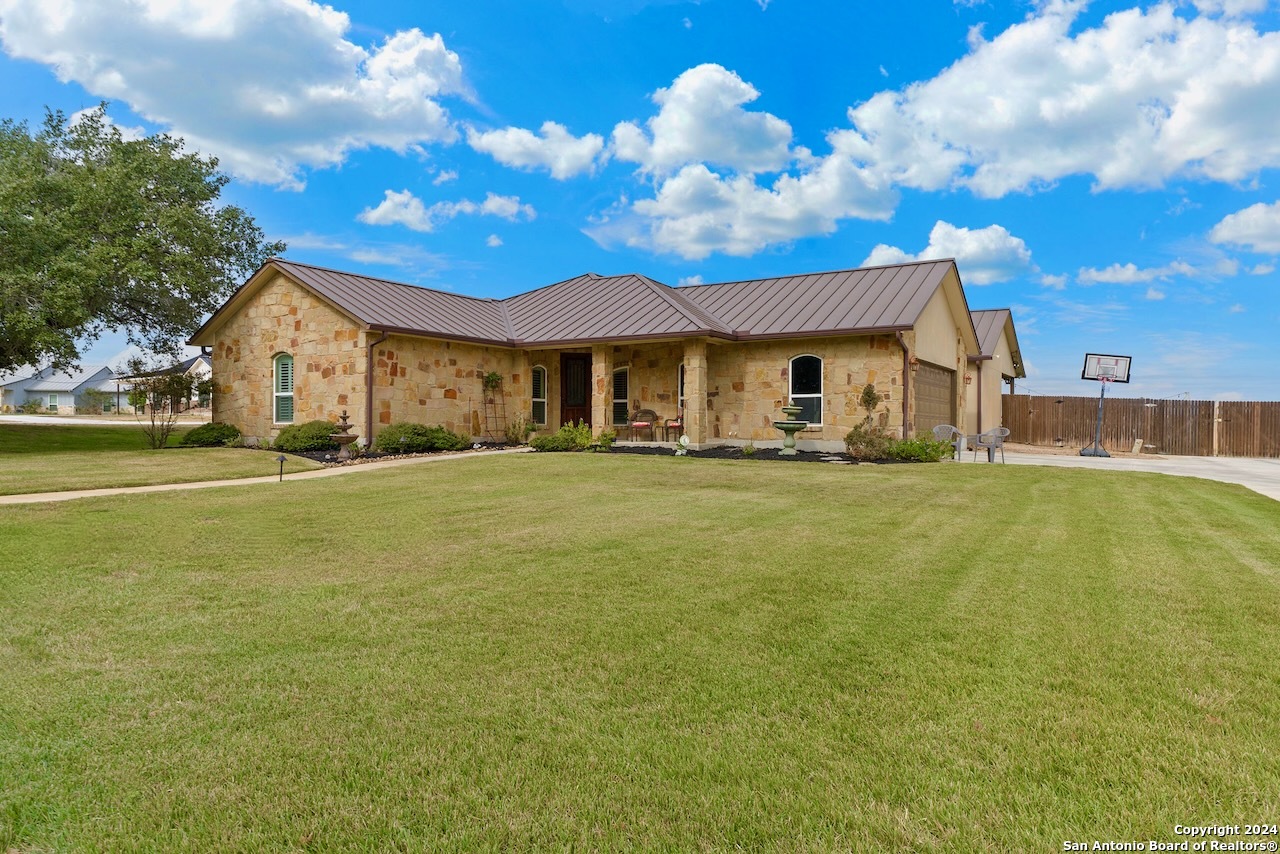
[961,448,1280,503]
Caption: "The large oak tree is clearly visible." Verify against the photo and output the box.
[0,105,284,372]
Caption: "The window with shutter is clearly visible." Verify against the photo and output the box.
[612,369,629,425]
[531,365,547,425]
[274,353,295,423]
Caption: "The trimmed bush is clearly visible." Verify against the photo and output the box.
[887,437,954,462]
[180,421,242,447]
[274,420,340,452]
[843,423,893,461]
[374,422,469,454]
[530,420,592,452]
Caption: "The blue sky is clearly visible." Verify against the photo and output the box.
[2,0,1278,399]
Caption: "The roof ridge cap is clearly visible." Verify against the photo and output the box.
[636,274,735,335]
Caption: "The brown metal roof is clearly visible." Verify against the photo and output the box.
[678,260,955,337]
[191,257,969,348]
[969,308,1025,378]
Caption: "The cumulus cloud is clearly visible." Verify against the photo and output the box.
[1078,261,1195,284]
[611,64,794,176]
[486,234,503,248]
[861,221,1036,285]
[358,190,535,232]
[1209,201,1280,253]
[432,169,458,185]
[0,0,468,188]
[831,3,1280,197]
[467,121,605,179]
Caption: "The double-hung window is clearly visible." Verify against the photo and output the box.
[612,368,629,426]
[788,355,823,426]
[531,365,547,425]
[274,353,294,424]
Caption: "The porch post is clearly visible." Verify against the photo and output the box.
[683,338,707,445]
[591,343,612,436]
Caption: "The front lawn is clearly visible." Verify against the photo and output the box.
[1,455,1277,850]
[0,424,319,494]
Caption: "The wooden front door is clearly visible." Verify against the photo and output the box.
[560,353,592,427]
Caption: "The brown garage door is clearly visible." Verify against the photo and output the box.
[914,361,955,436]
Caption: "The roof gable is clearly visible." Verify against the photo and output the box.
[190,257,984,350]
[970,308,1025,378]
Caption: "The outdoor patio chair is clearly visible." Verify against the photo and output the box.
[663,410,684,442]
[974,426,1011,463]
[628,408,659,441]
[932,424,965,460]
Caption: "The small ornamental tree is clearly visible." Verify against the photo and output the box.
[125,357,195,449]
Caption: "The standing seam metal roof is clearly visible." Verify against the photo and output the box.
[193,257,965,347]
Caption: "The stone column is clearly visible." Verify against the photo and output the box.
[683,338,707,446]
[591,343,612,436]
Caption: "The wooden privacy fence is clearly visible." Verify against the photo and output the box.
[1001,395,1280,458]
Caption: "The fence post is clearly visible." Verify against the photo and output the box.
[1212,400,1220,457]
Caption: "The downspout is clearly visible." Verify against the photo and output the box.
[895,332,911,438]
[976,359,984,434]
[365,330,389,447]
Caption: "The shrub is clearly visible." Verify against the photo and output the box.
[887,437,954,462]
[530,419,593,452]
[374,422,469,454]
[180,421,242,447]
[844,423,893,461]
[274,420,340,452]
[596,428,616,451]
[741,442,756,457]
[19,400,42,414]
[504,415,535,445]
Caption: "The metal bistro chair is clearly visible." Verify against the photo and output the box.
[974,426,1011,463]
[932,424,965,461]
[628,408,659,442]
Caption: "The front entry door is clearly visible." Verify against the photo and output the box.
[560,353,592,427]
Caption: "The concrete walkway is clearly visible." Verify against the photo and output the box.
[0,447,532,506]
[958,448,1280,503]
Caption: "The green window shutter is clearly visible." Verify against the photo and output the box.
[275,394,294,423]
[275,355,294,394]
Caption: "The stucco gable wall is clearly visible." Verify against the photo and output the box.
[211,272,366,444]
[965,328,1015,433]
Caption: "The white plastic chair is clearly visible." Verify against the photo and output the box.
[974,426,1011,463]
[932,424,965,460]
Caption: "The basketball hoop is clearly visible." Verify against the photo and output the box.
[1080,354,1131,458]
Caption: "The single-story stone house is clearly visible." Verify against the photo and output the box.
[966,309,1025,437]
[190,257,1016,451]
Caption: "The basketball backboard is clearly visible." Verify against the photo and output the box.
[1081,353,1132,383]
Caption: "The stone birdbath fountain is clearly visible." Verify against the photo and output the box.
[774,403,807,456]
[331,409,359,461]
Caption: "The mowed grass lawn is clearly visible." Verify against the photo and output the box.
[2,454,1278,850]
[0,424,318,495]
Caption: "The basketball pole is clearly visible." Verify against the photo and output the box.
[1080,378,1111,457]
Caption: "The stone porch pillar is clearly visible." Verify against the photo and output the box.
[683,338,707,446]
[590,343,613,436]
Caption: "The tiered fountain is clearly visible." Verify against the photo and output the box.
[331,410,359,461]
[773,403,807,456]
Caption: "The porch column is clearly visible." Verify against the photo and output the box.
[683,338,707,445]
[591,343,613,436]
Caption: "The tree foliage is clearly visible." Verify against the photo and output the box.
[125,357,198,449]
[0,104,285,372]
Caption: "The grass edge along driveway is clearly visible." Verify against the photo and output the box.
[1,454,1278,851]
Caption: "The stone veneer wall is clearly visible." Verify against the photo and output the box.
[371,335,526,441]
[605,341,687,426]
[704,335,906,444]
[211,273,366,445]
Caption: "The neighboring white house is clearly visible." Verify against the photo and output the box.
[0,365,118,414]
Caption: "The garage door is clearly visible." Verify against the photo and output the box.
[914,361,955,435]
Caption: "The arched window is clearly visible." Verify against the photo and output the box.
[789,354,822,426]
[531,365,547,425]
[612,368,629,425]
[273,353,294,424]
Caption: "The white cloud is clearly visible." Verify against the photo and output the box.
[682,17,692,29]
[1145,287,1166,300]
[432,169,458,185]
[677,275,703,286]
[1228,303,1246,312]
[486,234,503,248]
[1078,260,1198,284]
[1192,0,1268,16]
[861,221,1035,285]
[357,190,535,232]
[467,121,605,179]
[611,63,794,176]
[1251,263,1275,275]
[832,3,1280,197]
[1040,273,1068,290]
[1209,201,1280,253]
[0,0,468,188]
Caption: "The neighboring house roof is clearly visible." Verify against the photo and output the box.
[0,369,33,388]
[970,309,1026,378]
[191,257,979,350]
[24,365,115,392]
